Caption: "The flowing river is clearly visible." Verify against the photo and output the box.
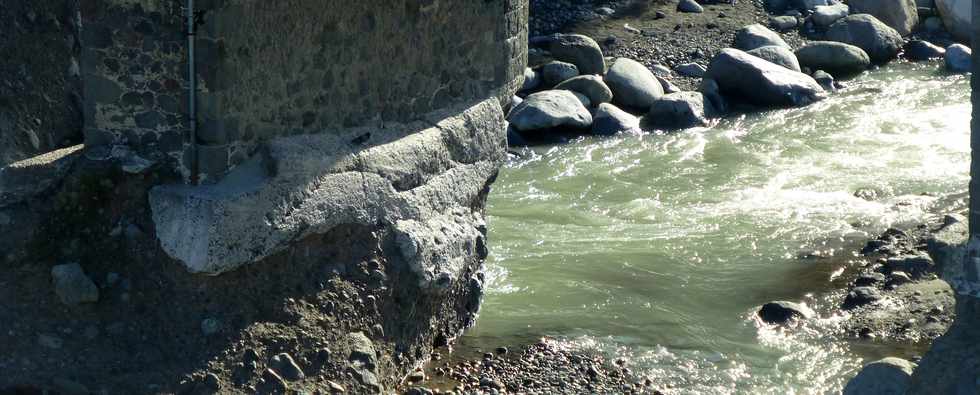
[461,61,971,393]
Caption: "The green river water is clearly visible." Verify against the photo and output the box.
[463,62,972,394]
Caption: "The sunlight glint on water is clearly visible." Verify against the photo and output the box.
[465,62,971,393]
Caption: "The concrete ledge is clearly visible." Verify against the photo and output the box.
[0,145,84,208]
[150,99,506,275]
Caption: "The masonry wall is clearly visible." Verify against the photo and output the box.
[80,0,528,183]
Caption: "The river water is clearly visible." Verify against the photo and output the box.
[463,62,971,393]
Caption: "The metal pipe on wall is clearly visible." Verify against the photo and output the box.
[187,0,198,184]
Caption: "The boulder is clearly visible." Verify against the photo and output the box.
[848,0,919,35]
[811,3,849,27]
[935,0,971,42]
[825,14,904,63]
[51,263,100,306]
[507,90,593,132]
[770,16,799,31]
[758,301,816,324]
[554,75,614,105]
[704,48,825,107]
[674,63,707,77]
[656,75,682,94]
[644,92,716,130]
[945,43,971,72]
[592,103,641,136]
[541,61,580,87]
[734,24,791,51]
[792,0,831,10]
[549,34,606,75]
[521,68,541,92]
[905,40,947,60]
[678,0,705,13]
[812,70,836,91]
[794,41,871,76]
[843,358,916,395]
[604,58,665,110]
[842,286,882,310]
[699,78,727,114]
[747,45,802,72]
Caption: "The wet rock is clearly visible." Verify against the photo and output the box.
[825,14,904,63]
[843,357,916,395]
[549,34,606,75]
[848,0,918,35]
[541,61,580,87]
[678,0,704,13]
[855,272,887,287]
[674,63,706,77]
[945,44,971,73]
[770,16,799,31]
[843,286,882,310]
[51,263,99,306]
[758,301,816,324]
[747,45,801,72]
[905,40,946,61]
[644,92,716,130]
[794,41,871,77]
[508,90,593,132]
[812,70,836,91]
[812,4,850,27]
[554,75,613,105]
[592,103,641,136]
[704,48,824,108]
[734,24,791,51]
[604,58,664,110]
[270,353,305,381]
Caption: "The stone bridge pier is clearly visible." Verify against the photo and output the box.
[0,0,527,393]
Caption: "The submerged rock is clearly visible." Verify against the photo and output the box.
[945,44,971,73]
[758,301,816,324]
[794,41,871,76]
[704,48,824,108]
[734,24,791,51]
[508,90,593,132]
[604,58,665,110]
[592,103,641,136]
[843,357,916,395]
[825,14,904,63]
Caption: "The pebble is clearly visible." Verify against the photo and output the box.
[270,353,305,381]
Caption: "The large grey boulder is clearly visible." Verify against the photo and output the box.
[604,58,665,110]
[592,103,641,136]
[508,90,593,132]
[935,0,970,42]
[825,14,904,63]
[770,15,799,31]
[905,40,947,60]
[678,0,704,13]
[747,45,802,72]
[734,24,791,51]
[848,0,919,35]
[644,92,716,130]
[51,263,100,306]
[541,61,580,87]
[843,357,916,395]
[794,41,871,76]
[945,43,971,72]
[811,3,849,26]
[704,48,825,107]
[554,75,614,105]
[549,34,606,75]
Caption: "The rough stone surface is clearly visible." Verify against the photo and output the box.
[945,43,972,72]
[770,15,799,31]
[644,91,716,130]
[747,45,802,72]
[592,103,641,136]
[812,4,850,26]
[704,48,825,108]
[844,358,917,395]
[935,0,971,42]
[794,41,871,76]
[541,61,580,86]
[548,34,606,75]
[554,75,613,105]
[848,0,919,35]
[825,14,904,63]
[51,263,100,306]
[508,91,593,132]
[604,58,665,110]
[733,24,791,51]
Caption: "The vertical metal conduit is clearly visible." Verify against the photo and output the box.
[187,0,198,184]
